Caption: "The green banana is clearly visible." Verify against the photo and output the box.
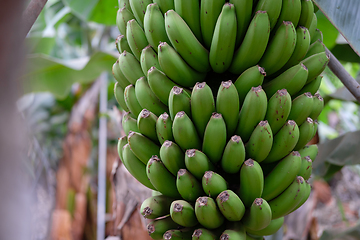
[122,111,138,135]
[126,19,149,61]
[174,0,203,43]
[122,143,155,189]
[158,42,206,87]
[185,149,215,180]
[195,197,225,229]
[294,117,315,150]
[298,0,314,29]
[146,155,181,198]
[160,140,185,176]
[216,190,246,221]
[200,0,225,49]
[137,109,158,143]
[245,217,284,236]
[147,216,179,240]
[209,3,237,73]
[202,113,227,164]
[140,45,161,76]
[304,40,326,59]
[116,7,135,36]
[247,233,264,240]
[114,82,130,112]
[242,198,272,231]
[298,155,312,180]
[220,222,247,240]
[235,86,268,143]
[298,144,318,162]
[163,228,194,240]
[119,0,133,14]
[216,80,240,136]
[168,86,191,121]
[152,190,162,196]
[140,195,174,219]
[164,10,209,73]
[221,135,246,174]
[287,92,314,126]
[273,0,301,31]
[173,111,201,151]
[311,28,323,44]
[143,3,172,52]
[192,228,218,240]
[258,21,297,76]
[255,0,282,30]
[229,11,270,74]
[191,82,216,138]
[170,200,198,227]
[262,151,302,201]
[202,171,228,198]
[129,0,152,28]
[128,131,160,165]
[234,65,266,104]
[134,76,168,116]
[263,63,309,98]
[177,168,205,202]
[230,0,253,48]
[118,51,145,85]
[117,135,128,161]
[295,75,322,97]
[124,84,142,117]
[264,89,292,135]
[239,159,264,207]
[245,121,273,162]
[291,179,311,212]
[301,49,330,84]
[309,93,324,120]
[113,59,132,90]
[115,35,132,55]
[268,176,306,219]
[156,113,174,145]
[262,120,300,163]
[152,0,174,14]
[309,13,319,44]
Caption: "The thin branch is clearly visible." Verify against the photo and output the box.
[326,47,360,103]
[22,0,48,39]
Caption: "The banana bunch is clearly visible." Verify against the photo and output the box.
[113,0,327,239]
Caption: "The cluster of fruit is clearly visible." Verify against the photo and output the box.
[112,0,328,239]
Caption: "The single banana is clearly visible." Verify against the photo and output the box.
[143,3,172,52]
[291,179,311,212]
[126,19,149,60]
[304,40,326,59]
[245,121,273,162]
[122,111,139,135]
[113,59,132,90]
[152,0,174,14]
[128,131,160,164]
[216,190,245,222]
[239,159,264,207]
[230,0,253,48]
[308,13,318,42]
[114,82,130,112]
[296,75,323,97]
[185,149,215,180]
[262,151,302,201]
[146,155,181,198]
[309,93,324,120]
[191,82,216,138]
[287,92,314,126]
[195,197,225,229]
[234,65,266,104]
[137,109,158,143]
[216,80,240,136]
[158,42,206,87]
[118,51,145,84]
[294,117,315,150]
[163,228,195,240]
[220,222,247,240]
[273,0,301,31]
[119,0,133,14]
[122,143,156,189]
[258,21,297,76]
[174,0,203,43]
[245,217,284,236]
[264,89,292,135]
[140,195,174,219]
[202,113,227,164]
[298,155,313,180]
[202,171,228,198]
[116,7,135,36]
[129,0,152,28]
[168,86,191,121]
[229,10,270,75]
[117,135,128,161]
[235,86,268,143]
[200,0,225,49]
[140,45,161,76]
[115,35,132,55]
[192,228,218,240]
[177,169,205,202]
[221,135,246,174]
[147,216,179,240]
[262,120,299,163]
[160,140,185,176]
[298,0,314,29]
[124,84,142,117]
[134,76,168,116]
[301,48,330,84]
[172,111,202,151]
[241,198,272,231]
[254,0,282,30]
[209,3,237,73]
[156,113,174,145]
[298,144,318,162]
[170,200,198,227]
[311,28,323,44]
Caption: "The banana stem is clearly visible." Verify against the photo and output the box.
[22,0,48,39]
[325,47,360,103]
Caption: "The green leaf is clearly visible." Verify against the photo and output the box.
[331,44,360,63]
[22,51,117,99]
[319,221,360,240]
[314,0,360,56]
